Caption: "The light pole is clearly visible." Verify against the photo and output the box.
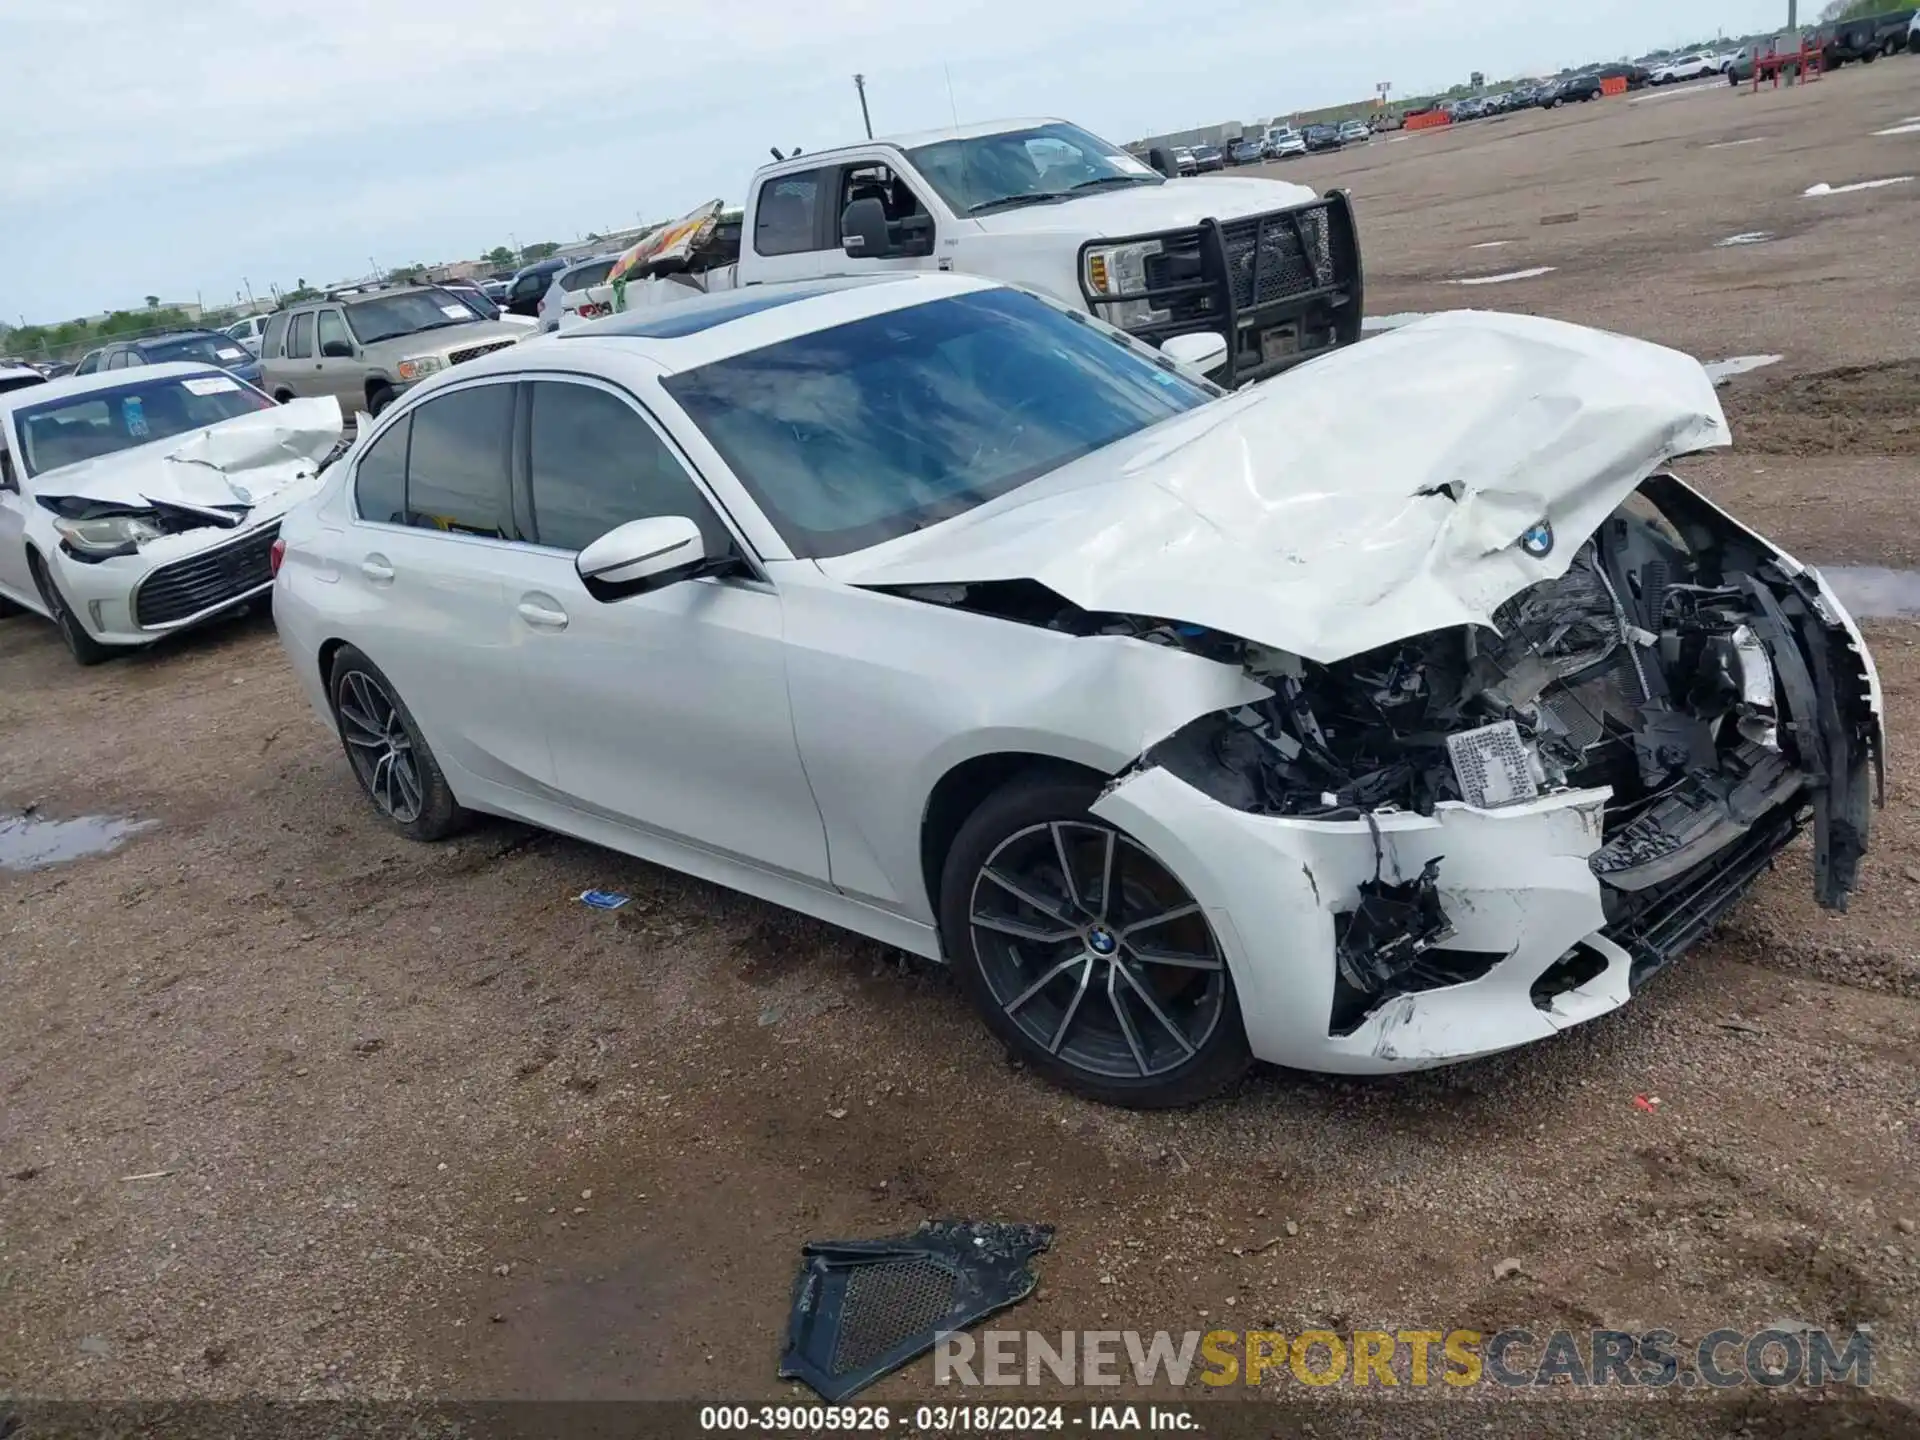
[853,73,873,139]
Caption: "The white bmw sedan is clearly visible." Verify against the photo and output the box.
[274,273,1882,1107]
[0,365,343,664]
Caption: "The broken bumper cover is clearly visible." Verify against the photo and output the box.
[1094,767,1631,1072]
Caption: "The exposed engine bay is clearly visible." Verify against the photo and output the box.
[1146,476,1881,1011]
[890,475,1883,1040]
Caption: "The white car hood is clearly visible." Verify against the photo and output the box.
[35,397,343,511]
[969,175,1320,236]
[822,311,1730,664]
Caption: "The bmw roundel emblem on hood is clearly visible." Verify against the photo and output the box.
[1520,521,1554,558]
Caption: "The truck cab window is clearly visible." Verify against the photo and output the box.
[838,164,929,225]
[753,170,825,256]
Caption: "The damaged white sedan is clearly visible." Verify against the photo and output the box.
[0,365,343,664]
[274,274,1884,1107]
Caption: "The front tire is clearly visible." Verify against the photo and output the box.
[367,382,398,417]
[328,644,469,841]
[29,553,113,666]
[939,772,1250,1109]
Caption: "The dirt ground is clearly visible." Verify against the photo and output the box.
[4,63,1919,1428]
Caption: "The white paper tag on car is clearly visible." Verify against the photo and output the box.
[440,305,469,318]
[183,376,240,395]
[1112,154,1154,176]
[217,348,246,360]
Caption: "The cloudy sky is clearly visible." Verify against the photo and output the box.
[3,0,1784,324]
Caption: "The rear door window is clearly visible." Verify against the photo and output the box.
[402,383,513,537]
[752,170,825,256]
[262,313,289,359]
[354,415,410,525]
[287,313,315,360]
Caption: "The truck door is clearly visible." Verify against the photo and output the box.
[824,161,940,274]
[746,167,837,284]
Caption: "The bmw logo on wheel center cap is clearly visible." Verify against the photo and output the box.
[1087,927,1118,955]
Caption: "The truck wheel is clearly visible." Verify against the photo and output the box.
[367,382,397,416]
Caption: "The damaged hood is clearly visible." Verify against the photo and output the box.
[37,397,343,512]
[822,311,1730,663]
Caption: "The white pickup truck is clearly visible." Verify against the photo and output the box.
[574,117,1365,386]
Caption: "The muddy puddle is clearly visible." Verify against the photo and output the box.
[0,812,153,873]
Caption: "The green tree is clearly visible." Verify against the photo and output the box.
[145,294,160,308]
[522,241,561,261]
[486,246,516,268]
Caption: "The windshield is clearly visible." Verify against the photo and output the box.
[663,287,1213,559]
[11,372,275,478]
[903,122,1163,216]
[144,334,252,367]
[343,289,478,345]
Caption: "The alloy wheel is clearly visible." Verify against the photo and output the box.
[967,821,1226,1080]
[336,669,425,823]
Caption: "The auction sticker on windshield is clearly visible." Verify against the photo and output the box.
[440,305,468,318]
[183,376,240,395]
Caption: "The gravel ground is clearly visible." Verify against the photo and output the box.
[3,62,1919,1425]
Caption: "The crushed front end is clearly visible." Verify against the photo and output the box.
[1095,475,1883,1071]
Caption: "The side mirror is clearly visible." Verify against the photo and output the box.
[576,515,706,594]
[320,339,353,359]
[1161,331,1230,376]
[841,197,892,258]
[1148,147,1176,177]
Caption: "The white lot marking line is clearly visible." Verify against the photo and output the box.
[1445,266,1556,285]
[1873,122,1920,137]
[1804,177,1913,196]
[1631,82,1722,105]
[1701,354,1783,383]
[1470,240,1513,249]
[1715,231,1774,247]
[1707,136,1767,149]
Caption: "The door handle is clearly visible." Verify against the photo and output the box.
[360,555,395,584]
[516,597,569,631]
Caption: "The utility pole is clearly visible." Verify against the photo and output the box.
[853,73,873,139]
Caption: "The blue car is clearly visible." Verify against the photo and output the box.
[72,330,264,388]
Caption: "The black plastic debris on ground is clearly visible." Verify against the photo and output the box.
[779,1219,1053,1402]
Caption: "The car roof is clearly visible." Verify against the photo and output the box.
[448,272,999,384]
[0,361,231,420]
[130,329,228,345]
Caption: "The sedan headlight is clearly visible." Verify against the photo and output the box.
[53,513,163,556]
[395,354,445,383]
[1083,239,1169,331]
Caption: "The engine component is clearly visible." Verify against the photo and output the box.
[1446,720,1540,808]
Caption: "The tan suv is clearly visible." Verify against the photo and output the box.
[258,285,526,416]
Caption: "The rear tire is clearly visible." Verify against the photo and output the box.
[938,771,1251,1109]
[28,553,113,666]
[327,644,469,842]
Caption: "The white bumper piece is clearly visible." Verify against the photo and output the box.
[1093,765,1632,1073]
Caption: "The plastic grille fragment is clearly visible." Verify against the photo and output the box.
[780,1220,1053,1402]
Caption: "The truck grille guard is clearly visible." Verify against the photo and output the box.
[1076,189,1365,387]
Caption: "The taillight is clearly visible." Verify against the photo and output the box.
[269,538,286,576]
